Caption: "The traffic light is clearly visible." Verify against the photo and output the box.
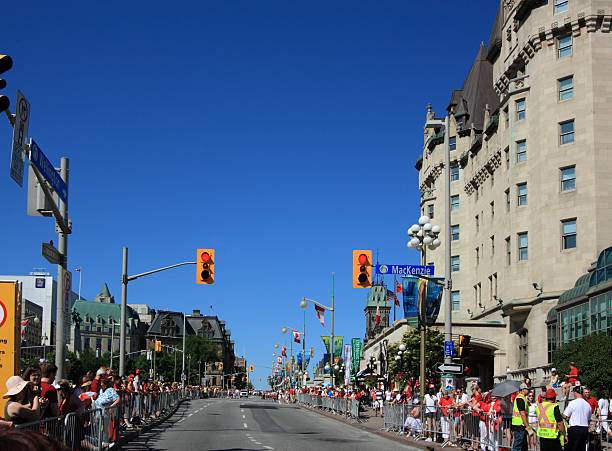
[155,340,162,352]
[196,248,215,284]
[457,334,471,358]
[249,364,254,373]
[0,54,13,112]
[352,250,372,288]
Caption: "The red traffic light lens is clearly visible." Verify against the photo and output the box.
[358,254,368,265]
[200,252,210,263]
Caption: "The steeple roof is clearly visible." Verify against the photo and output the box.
[100,283,111,297]
[365,284,391,309]
[487,1,504,61]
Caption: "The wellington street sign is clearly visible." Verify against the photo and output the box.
[29,140,68,203]
[42,242,64,265]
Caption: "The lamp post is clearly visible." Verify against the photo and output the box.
[424,114,454,386]
[299,300,308,387]
[407,215,441,400]
[281,326,301,387]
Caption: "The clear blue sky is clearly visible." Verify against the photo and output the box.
[1,0,498,387]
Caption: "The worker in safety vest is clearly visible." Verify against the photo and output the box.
[511,383,533,451]
[535,388,566,451]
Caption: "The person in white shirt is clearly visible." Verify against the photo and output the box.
[597,394,609,436]
[424,389,438,442]
[563,386,592,451]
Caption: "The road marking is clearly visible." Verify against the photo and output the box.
[263,447,274,450]
[240,409,244,413]
[242,415,245,419]
[243,423,248,428]
[254,442,262,445]
[188,413,193,417]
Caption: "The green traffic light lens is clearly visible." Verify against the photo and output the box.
[358,273,368,284]
[201,270,210,280]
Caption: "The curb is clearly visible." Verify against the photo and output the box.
[296,404,444,451]
[118,397,190,447]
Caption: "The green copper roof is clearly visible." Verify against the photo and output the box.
[72,300,138,324]
[100,283,111,297]
[365,285,390,308]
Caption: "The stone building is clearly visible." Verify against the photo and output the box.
[363,0,612,387]
[21,299,44,360]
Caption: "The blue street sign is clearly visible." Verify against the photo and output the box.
[444,340,455,357]
[29,140,68,203]
[376,264,434,276]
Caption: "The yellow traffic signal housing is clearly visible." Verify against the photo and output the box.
[0,54,13,112]
[249,364,254,373]
[352,250,372,288]
[457,335,471,358]
[155,340,162,352]
[196,248,215,284]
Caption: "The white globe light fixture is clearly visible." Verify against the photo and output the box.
[395,355,401,361]
[431,225,441,234]
[418,215,430,225]
[299,299,308,310]
[281,327,287,334]
[423,223,432,232]
[399,343,406,352]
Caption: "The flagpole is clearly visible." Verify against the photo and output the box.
[393,276,397,324]
[330,272,335,388]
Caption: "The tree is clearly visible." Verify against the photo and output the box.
[387,327,444,390]
[552,334,612,397]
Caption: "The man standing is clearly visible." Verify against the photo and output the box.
[512,383,533,451]
[535,388,566,451]
[40,362,60,419]
[563,386,592,451]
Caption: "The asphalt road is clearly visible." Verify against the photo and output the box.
[123,397,419,451]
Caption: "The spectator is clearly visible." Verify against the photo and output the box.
[563,386,592,451]
[527,391,538,450]
[597,392,609,438]
[3,375,47,424]
[40,362,59,419]
[439,390,453,442]
[58,380,84,416]
[22,367,41,404]
[95,376,120,409]
[90,367,107,395]
[424,388,438,442]
[549,368,560,388]
[511,383,533,451]
[583,388,600,415]
[0,428,65,451]
[563,362,579,400]
[535,388,566,451]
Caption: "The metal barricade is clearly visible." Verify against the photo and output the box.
[383,403,404,432]
[15,415,66,444]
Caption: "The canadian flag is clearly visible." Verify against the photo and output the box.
[375,304,381,326]
[395,281,402,294]
[21,320,29,339]
[293,330,301,344]
[314,304,325,327]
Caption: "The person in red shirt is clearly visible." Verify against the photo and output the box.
[439,390,454,441]
[583,388,600,415]
[563,362,580,399]
[40,362,59,419]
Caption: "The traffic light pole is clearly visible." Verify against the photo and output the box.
[55,157,69,379]
[119,248,196,377]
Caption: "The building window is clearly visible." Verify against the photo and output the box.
[516,140,527,162]
[475,214,479,232]
[451,163,459,181]
[518,330,529,368]
[554,0,569,14]
[96,338,102,350]
[493,273,498,299]
[427,204,434,219]
[449,136,456,151]
[451,255,460,272]
[590,293,612,336]
[557,35,572,58]
[476,247,480,265]
[451,224,460,241]
[559,76,574,101]
[504,107,509,129]
[108,339,112,352]
[518,232,528,261]
[504,147,510,169]
[560,120,575,145]
[491,235,495,256]
[517,183,527,206]
[547,323,557,364]
[451,291,460,311]
[505,188,510,211]
[562,219,577,249]
[560,303,590,344]
[451,195,459,211]
[490,201,495,220]
[506,236,511,265]
[516,99,526,121]
[561,166,576,191]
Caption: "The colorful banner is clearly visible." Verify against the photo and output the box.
[343,344,352,386]
[333,336,344,357]
[351,338,362,376]
[321,335,330,353]
[402,276,421,322]
[0,281,20,416]
[422,277,444,326]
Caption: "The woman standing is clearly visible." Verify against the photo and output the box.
[3,375,47,425]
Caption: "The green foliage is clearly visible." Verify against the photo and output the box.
[388,327,444,389]
[185,336,218,364]
[552,334,612,397]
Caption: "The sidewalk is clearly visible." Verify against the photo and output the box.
[297,403,445,451]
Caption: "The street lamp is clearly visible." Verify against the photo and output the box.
[424,113,454,388]
[281,325,301,387]
[407,214,441,401]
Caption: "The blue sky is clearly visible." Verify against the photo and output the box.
[1,1,498,387]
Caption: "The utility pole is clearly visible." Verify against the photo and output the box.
[182,313,186,386]
[55,157,69,379]
[330,273,335,387]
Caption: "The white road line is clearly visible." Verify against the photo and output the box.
[243,423,248,428]
[263,446,274,450]
[240,409,244,413]
[242,415,245,419]
[188,413,193,417]
[254,442,262,445]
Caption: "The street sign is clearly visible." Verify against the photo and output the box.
[29,140,68,203]
[10,90,30,186]
[437,362,464,374]
[42,242,63,265]
[444,340,455,357]
[376,264,434,276]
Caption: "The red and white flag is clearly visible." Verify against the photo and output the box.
[293,330,301,344]
[375,304,381,325]
[314,304,325,327]
[281,346,287,358]
[21,319,29,339]
[395,281,402,294]
[387,289,400,307]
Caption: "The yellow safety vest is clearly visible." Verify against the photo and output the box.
[535,402,559,439]
[512,393,527,426]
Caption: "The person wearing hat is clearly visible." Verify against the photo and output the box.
[511,383,533,451]
[549,368,560,388]
[563,386,592,451]
[535,388,566,451]
[3,375,47,425]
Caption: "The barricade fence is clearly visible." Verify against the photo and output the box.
[292,393,363,421]
[15,388,200,450]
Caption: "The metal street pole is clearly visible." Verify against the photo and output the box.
[330,273,335,387]
[302,308,306,387]
[443,114,453,385]
[55,157,69,380]
[110,321,114,370]
[119,247,128,377]
[182,313,186,385]
[420,246,427,401]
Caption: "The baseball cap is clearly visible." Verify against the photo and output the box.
[519,383,529,390]
[545,389,557,400]
[573,386,584,395]
[551,368,557,372]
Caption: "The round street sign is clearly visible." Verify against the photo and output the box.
[0,299,7,327]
